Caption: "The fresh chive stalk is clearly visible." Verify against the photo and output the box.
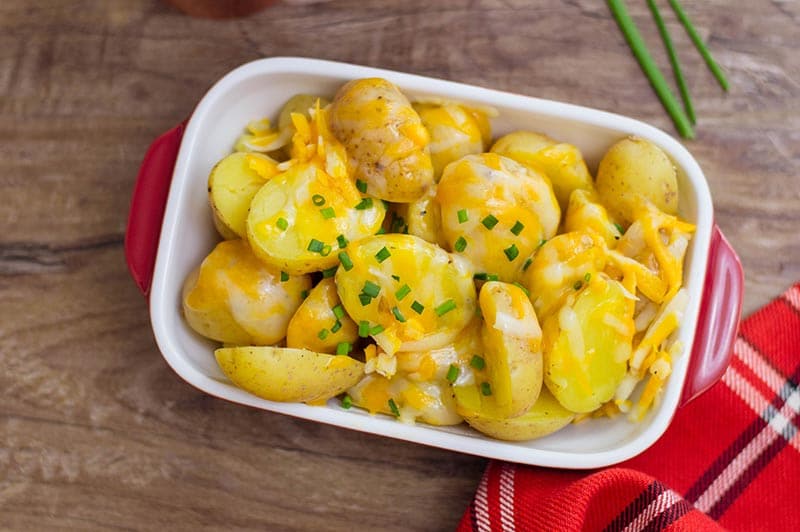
[668,0,729,91]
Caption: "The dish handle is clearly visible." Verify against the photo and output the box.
[679,225,744,406]
[124,121,187,296]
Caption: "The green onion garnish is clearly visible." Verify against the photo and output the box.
[584,272,592,282]
[473,273,488,281]
[395,284,411,300]
[356,179,368,193]
[457,209,469,224]
[512,281,530,297]
[370,324,385,335]
[391,274,400,281]
[510,221,525,235]
[336,342,351,356]
[317,329,329,340]
[481,214,499,230]
[276,217,289,230]
[362,281,380,298]
[504,244,519,261]
[337,234,349,248]
[320,206,336,219]
[435,300,456,316]
[470,355,485,370]
[388,398,400,417]
[390,214,406,233]
[307,238,324,253]
[375,227,386,235]
[312,194,326,206]
[411,300,425,314]
[537,239,548,249]
[331,320,342,333]
[454,236,467,252]
[668,0,729,91]
[339,251,353,271]
[300,289,309,299]
[341,395,353,409]
[322,266,338,278]
[355,198,373,210]
[522,257,533,272]
[280,271,289,282]
[574,280,583,290]
[359,294,372,306]
[480,382,492,396]
[392,306,406,322]
[320,244,332,257]
[608,0,694,139]
[375,247,391,263]
[332,304,345,320]
[614,222,625,235]
[358,320,370,338]
[446,364,459,383]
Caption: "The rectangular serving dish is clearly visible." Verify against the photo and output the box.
[126,57,743,468]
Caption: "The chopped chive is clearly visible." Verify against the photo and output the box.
[355,197,373,210]
[411,300,425,314]
[336,342,351,356]
[395,284,411,300]
[341,395,353,409]
[312,194,326,206]
[331,320,342,333]
[338,251,354,271]
[454,236,467,252]
[322,266,338,278]
[510,220,525,235]
[388,398,400,417]
[608,0,694,139]
[668,0,729,91]
[435,300,456,316]
[375,247,391,263]
[358,320,370,338]
[537,238,548,249]
[446,364,459,383]
[473,273,488,281]
[504,244,519,261]
[280,271,289,282]
[480,382,492,396]
[300,289,309,300]
[470,355,486,370]
[320,206,336,219]
[320,244,332,256]
[370,324,385,335]
[356,179,368,193]
[276,217,289,230]
[512,281,530,297]
[337,234,349,248]
[584,272,592,282]
[391,306,406,322]
[522,257,533,272]
[574,280,583,290]
[614,222,625,235]
[487,274,499,282]
[457,209,469,224]
[391,274,400,281]
[307,238,324,253]
[332,304,345,320]
[375,227,386,235]
[359,294,372,306]
[317,328,329,340]
[481,214,499,230]
[362,280,380,298]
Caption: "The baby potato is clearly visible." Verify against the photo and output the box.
[413,103,486,180]
[215,346,364,404]
[182,239,311,345]
[463,387,575,441]
[394,187,448,248]
[278,94,331,135]
[208,152,278,239]
[329,78,434,202]
[437,153,560,282]
[286,278,359,354]
[491,131,594,211]
[247,161,386,275]
[542,275,634,413]
[596,136,679,223]
[522,230,607,319]
[564,189,623,246]
[335,234,476,355]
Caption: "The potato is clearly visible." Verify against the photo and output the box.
[413,103,486,180]
[463,387,575,441]
[394,187,448,248]
[437,153,560,283]
[335,234,476,355]
[208,152,278,239]
[563,189,623,246]
[286,278,359,354]
[491,131,593,211]
[215,346,364,403]
[542,275,634,413]
[596,136,679,224]
[329,78,434,202]
[182,240,311,345]
[278,94,331,134]
[247,161,386,275]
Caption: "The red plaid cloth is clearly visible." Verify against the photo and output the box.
[459,283,800,531]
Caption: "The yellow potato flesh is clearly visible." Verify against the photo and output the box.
[414,103,485,180]
[215,346,364,403]
[394,188,448,248]
[564,189,622,246]
[286,278,359,354]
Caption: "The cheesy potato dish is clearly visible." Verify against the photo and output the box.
[182,78,694,441]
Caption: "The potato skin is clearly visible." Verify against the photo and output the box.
[329,78,434,202]
[596,136,679,223]
[215,346,364,403]
[208,152,274,239]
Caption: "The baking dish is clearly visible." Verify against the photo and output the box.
[125,57,743,468]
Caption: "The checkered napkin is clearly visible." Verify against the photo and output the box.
[458,283,800,531]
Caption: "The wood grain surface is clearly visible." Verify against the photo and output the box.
[1,0,798,530]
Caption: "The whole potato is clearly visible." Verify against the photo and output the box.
[595,136,679,223]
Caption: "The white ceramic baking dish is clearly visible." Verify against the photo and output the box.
[125,57,743,468]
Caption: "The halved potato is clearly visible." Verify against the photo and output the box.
[413,103,486,180]
[394,187,448,248]
[564,189,622,246]
[215,346,364,403]
[286,278,359,354]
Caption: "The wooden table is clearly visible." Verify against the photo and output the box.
[2,1,798,529]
